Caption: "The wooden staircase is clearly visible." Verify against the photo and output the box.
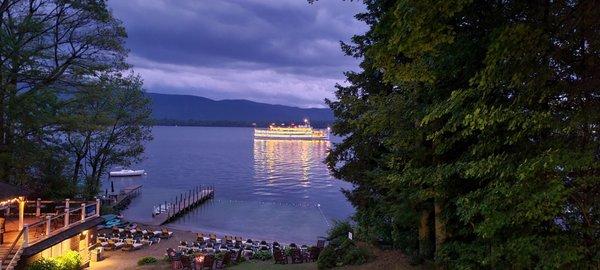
[0,226,26,270]
[0,243,23,270]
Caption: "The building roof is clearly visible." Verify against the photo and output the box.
[0,181,28,201]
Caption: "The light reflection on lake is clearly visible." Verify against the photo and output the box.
[253,139,332,194]
[110,126,353,244]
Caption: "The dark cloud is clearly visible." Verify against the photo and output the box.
[108,0,366,107]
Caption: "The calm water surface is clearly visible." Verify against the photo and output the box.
[105,126,354,244]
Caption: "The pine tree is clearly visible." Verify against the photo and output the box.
[327,0,599,268]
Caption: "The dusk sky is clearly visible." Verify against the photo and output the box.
[108,0,367,108]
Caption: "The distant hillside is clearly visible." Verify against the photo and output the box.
[147,93,334,127]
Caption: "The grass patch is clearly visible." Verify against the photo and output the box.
[137,256,159,266]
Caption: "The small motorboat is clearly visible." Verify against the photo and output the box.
[109,169,145,177]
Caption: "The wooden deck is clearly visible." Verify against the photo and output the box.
[0,200,101,268]
[0,217,39,259]
[0,216,61,264]
[149,186,214,226]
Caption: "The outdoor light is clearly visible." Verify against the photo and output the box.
[0,198,20,208]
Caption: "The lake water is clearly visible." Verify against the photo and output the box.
[104,126,354,244]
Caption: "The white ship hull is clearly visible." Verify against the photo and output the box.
[254,134,328,140]
[254,123,329,141]
[109,169,145,177]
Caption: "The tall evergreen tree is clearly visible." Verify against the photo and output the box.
[326,0,599,268]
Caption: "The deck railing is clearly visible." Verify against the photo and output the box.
[24,200,100,245]
[0,199,100,270]
[22,199,95,216]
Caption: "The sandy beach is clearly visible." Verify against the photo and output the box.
[88,226,195,270]
[87,222,321,270]
[87,224,421,270]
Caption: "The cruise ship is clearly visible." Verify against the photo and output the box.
[254,119,329,140]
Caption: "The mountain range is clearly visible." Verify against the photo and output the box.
[147,93,334,127]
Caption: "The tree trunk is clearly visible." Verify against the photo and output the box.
[0,85,5,180]
[418,208,433,259]
[72,156,83,185]
[71,133,91,187]
[434,199,447,268]
[1,76,17,182]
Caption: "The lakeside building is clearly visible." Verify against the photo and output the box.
[0,182,102,269]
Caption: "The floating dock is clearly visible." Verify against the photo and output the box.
[150,185,214,225]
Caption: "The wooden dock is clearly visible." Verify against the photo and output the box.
[106,185,143,211]
[150,185,214,225]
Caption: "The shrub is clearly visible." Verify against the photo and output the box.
[27,251,81,270]
[336,237,354,251]
[252,250,273,261]
[216,252,226,261]
[27,258,57,270]
[54,251,80,270]
[317,246,337,269]
[342,246,372,265]
[284,247,293,256]
[100,205,115,215]
[317,220,373,269]
[327,220,353,241]
[137,256,159,266]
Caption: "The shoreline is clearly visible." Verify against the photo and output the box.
[91,221,320,270]
[152,122,333,129]
[117,199,337,246]
[120,217,323,247]
[90,224,420,270]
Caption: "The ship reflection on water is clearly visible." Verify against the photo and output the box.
[116,127,353,244]
[253,139,333,196]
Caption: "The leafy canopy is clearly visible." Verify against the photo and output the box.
[326,0,599,268]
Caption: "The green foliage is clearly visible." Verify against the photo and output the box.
[27,251,81,270]
[66,73,153,199]
[317,222,372,269]
[317,239,372,269]
[252,250,273,261]
[215,252,224,261]
[100,205,116,215]
[327,0,600,268]
[341,246,371,266]
[0,0,153,200]
[316,246,337,269]
[54,251,81,270]
[137,256,159,266]
[326,220,353,241]
[26,258,56,270]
